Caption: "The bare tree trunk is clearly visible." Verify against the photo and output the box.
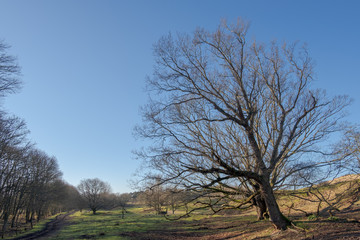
[253,194,269,220]
[260,180,290,230]
[91,208,97,214]
[2,213,9,239]
[30,211,34,229]
[11,213,17,228]
[121,208,125,219]
[25,209,30,223]
[37,210,41,222]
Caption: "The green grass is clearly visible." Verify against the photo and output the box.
[7,205,327,240]
[9,176,360,240]
[51,207,187,239]
[50,206,261,240]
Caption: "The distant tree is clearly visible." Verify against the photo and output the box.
[136,19,350,229]
[117,193,131,218]
[77,178,111,214]
[57,183,84,212]
[334,127,360,170]
[101,193,118,210]
[142,178,169,214]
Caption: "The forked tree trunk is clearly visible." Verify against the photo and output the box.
[250,183,269,220]
[253,194,269,220]
[260,180,290,230]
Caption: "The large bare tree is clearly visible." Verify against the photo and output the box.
[136,20,350,230]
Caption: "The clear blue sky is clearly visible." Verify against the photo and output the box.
[0,0,359,193]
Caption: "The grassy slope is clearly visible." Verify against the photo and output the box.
[277,175,360,218]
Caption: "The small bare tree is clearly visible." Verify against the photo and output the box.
[77,178,111,214]
[335,127,360,170]
[142,178,168,214]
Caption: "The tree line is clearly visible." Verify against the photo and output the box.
[0,40,75,237]
[0,40,132,238]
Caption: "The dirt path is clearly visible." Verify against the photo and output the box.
[11,211,75,240]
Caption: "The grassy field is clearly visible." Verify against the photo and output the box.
[47,206,277,240]
[7,175,360,239]
[8,203,360,240]
[47,204,360,240]
[50,176,360,240]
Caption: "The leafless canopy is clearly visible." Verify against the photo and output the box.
[78,178,111,214]
[0,40,21,97]
[136,20,350,229]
